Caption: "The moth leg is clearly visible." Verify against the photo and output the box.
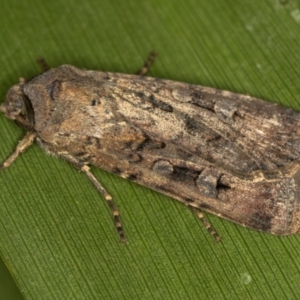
[190,207,221,242]
[59,154,126,243]
[137,51,158,76]
[81,165,126,243]
[0,132,36,171]
[37,58,50,72]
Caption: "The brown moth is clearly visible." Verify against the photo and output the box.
[1,53,300,242]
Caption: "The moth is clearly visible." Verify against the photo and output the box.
[1,53,300,242]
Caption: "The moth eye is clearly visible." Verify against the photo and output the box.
[46,80,61,100]
[9,94,24,113]
[2,84,26,118]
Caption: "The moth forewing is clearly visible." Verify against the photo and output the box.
[1,57,300,242]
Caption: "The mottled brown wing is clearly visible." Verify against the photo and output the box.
[25,65,300,235]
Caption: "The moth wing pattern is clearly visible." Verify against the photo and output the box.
[21,65,300,236]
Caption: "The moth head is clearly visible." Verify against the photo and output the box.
[1,78,34,129]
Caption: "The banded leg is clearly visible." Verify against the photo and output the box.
[60,154,125,243]
[190,207,221,242]
[0,132,36,170]
[137,51,158,76]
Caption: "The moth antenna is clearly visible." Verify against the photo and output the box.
[0,132,36,171]
[137,51,158,76]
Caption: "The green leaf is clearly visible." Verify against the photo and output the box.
[1,0,300,299]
